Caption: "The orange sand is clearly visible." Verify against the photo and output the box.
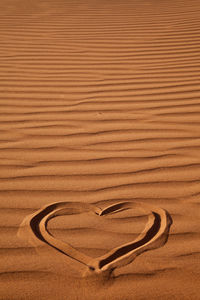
[0,0,200,299]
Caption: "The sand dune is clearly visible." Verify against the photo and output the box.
[1,0,200,299]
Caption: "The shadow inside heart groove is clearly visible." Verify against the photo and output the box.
[18,201,172,280]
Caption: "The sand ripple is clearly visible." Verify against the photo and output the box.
[1,0,200,299]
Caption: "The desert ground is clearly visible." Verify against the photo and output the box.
[0,0,200,299]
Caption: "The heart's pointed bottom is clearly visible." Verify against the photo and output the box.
[82,265,114,285]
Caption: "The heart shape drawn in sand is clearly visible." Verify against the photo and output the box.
[18,201,172,278]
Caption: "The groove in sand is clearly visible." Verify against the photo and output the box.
[18,201,172,279]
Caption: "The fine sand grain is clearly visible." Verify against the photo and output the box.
[0,0,200,299]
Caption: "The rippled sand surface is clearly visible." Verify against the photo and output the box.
[0,0,200,299]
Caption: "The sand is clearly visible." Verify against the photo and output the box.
[0,0,200,299]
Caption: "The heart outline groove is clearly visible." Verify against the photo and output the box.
[18,201,172,279]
